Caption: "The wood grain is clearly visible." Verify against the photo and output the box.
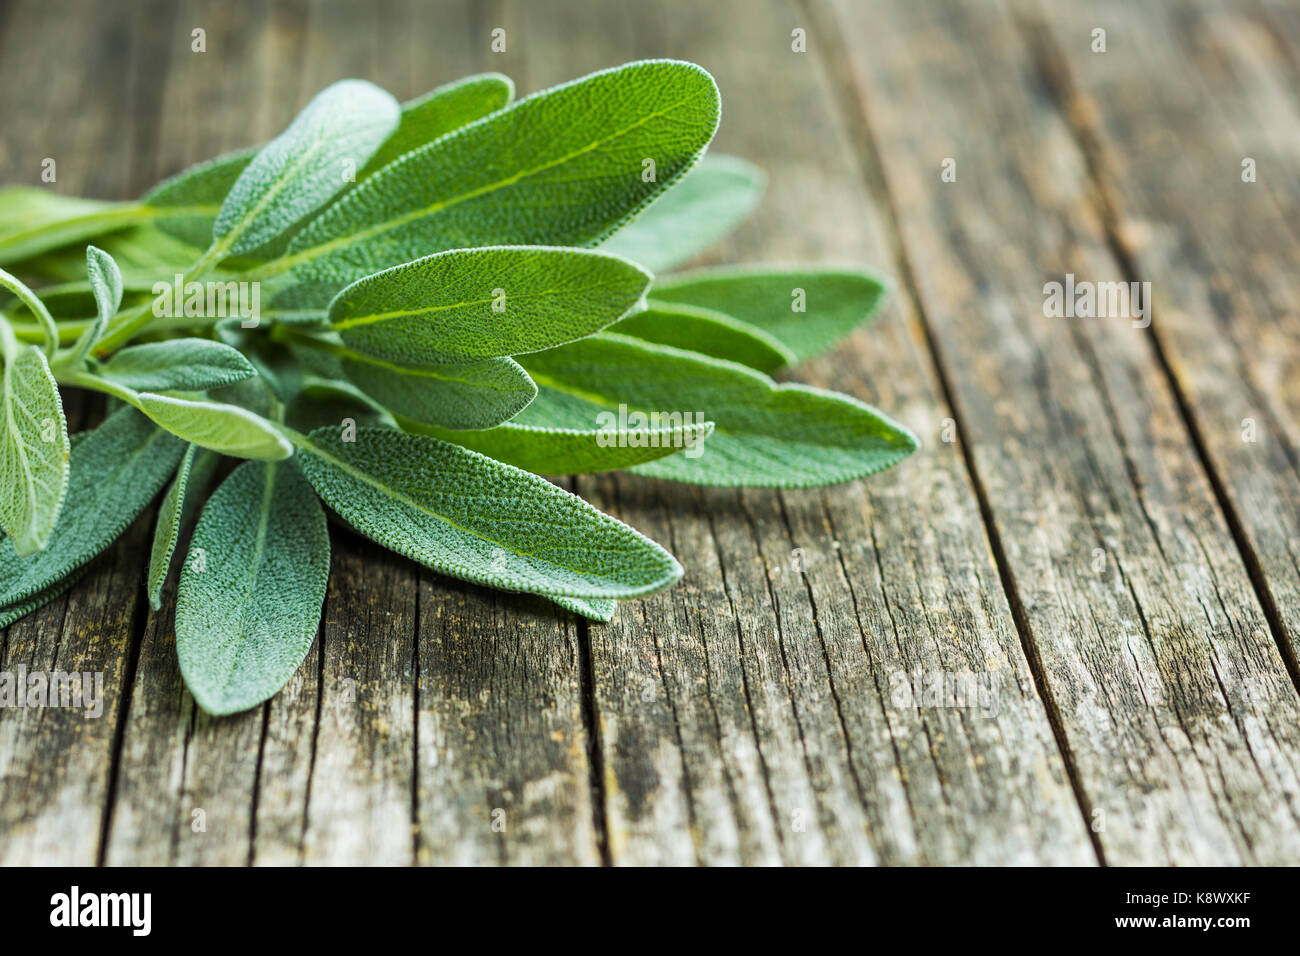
[1,0,1298,866]
[825,0,1300,864]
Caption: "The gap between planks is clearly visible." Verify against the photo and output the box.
[801,0,1108,865]
[1011,5,1300,704]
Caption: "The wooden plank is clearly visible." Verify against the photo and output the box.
[825,0,1300,864]
[104,0,288,866]
[1020,0,1300,733]
[510,0,1093,864]
[248,0,602,866]
[0,0,173,866]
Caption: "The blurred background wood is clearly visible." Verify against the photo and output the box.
[1,0,1297,865]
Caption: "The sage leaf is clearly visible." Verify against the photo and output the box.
[406,416,713,474]
[97,338,257,392]
[0,576,82,628]
[68,369,292,460]
[272,60,720,308]
[0,266,57,354]
[147,444,219,610]
[144,147,257,247]
[176,459,329,715]
[0,187,145,265]
[68,245,124,363]
[212,80,400,258]
[614,300,794,373]
[0,328,69,554]
[0,406,185,609]
[296,426,682,599]
[651,267,890,367]
[341,350,535,431]
[10,225,209,291]
[602,154,764,272]
[286,376,397,433]
[519,334,918,487]
[329,246,650,365]
[360,73,515,177]
[131,392,292,460]
[551,594,615,622]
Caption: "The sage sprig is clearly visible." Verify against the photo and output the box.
[0,61,917,714]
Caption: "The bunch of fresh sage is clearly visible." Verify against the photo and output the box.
[0,61,916,714]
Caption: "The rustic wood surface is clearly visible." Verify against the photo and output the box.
[1,0,1298,865]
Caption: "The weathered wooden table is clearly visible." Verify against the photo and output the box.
[2,0,1298,866]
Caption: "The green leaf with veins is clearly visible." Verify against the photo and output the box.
[518,334,918,487]
[0,187,145,266]
[407,415,713,474]
[144,147,257,248]
[601,154,765,272]
[271,60,720,308]
[97,338,257,392]
[0,318,68,554]
[613,300,794,373]
[328,245,650,364]
[147,444,219,610]
[650,267,891,367]
[0,406,185,611]
[177,458,329,714]
[212,80,399,258]
[68,245,124,363]
[297,426,682,600]
[340,350,536,431]
[360,72,515,178]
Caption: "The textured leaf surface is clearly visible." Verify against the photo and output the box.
[408,416,712,474]
[176,459,329,715]
[147,445,218,610]
[551,594,616,622]
[519,334,918,487]
[0,407,185,609]
[329,246,650,364]
[341,350,535,431]
[213,80,399,257]
[651,267,890,366]
[360,73,514,177]
[0,341,69,553]
[297,426,681,599]
[68,245,124,362]
[613,300,794,373]
[273,60,720,307]
[97,338,257,392]
[132,392,292,459]
[601,154,764,271]
[143,147,257,247]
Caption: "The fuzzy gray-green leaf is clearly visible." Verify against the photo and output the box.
[97,338,257,392]
[407,415,713,474]
[601,154,764,272]
[651,267,890,367]
[67,245,125,364]
[213,80,399,257]
[328,246,651,365]
[613,300,794,373]
[360,73,515,177]
[519,334,918,488]
[176,459,329,715]
[147,445,219,610]
[0,338,69,554]
[297,426,681,600]
[143,147,257,247]
[341,351,535,431]
[0,407,185,609]
[273,60,720,308]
